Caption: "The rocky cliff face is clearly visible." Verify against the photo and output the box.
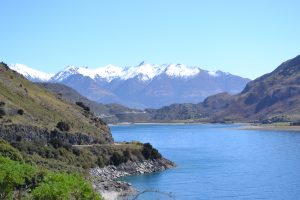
[0,124,113,145]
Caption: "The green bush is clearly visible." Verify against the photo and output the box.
[97,156,108,168]
[110,152,125,166]
[0,156,102,200]
[0,140,23,161]
[32,172,102,200]
[56,121,70,132]
[49,138,63,149]
[17,109,24,115]
[12,141,60,159]
[76,102,90,112]
[0,108,5,117]
[142,143,162,160]
[0,156,39,200]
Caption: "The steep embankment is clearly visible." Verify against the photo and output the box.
[0,62,112,143]
[0,62,174,199]
[147,55,300,123]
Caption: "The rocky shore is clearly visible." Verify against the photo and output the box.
[90,158,175,200]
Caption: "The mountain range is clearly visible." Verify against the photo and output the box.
[10,62,250,108]
[7,55,300,124]
[147,55,300,123]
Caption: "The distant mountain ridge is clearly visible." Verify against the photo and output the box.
[38,83,150,123]
[9,62,250,108]
[147,55,300,123]
[10,63,54,82]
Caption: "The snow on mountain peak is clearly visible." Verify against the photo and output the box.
[208,70,231,77]
[9,63,54,82]
[122,63,164,81]
[12,61,229,83]
[165,64,200,77]
[93,65,124,81]
[51,62,217,82]
[208,70,219,77]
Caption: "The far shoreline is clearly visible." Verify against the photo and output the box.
[109,122,300,132]
[108,121,227,126]
[238,124,300,132]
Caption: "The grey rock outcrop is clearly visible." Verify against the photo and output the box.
[0,124,113,145]
[90,158,175,199]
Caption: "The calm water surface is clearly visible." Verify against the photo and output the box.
[110,124,300,200]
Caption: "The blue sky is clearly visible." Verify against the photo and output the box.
[1,0,300,79]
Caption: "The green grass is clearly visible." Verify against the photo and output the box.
[0,155,102,200]
[0,63,107,137]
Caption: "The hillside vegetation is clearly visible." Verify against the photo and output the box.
[0,62,111,138]
[0,62,164,199]
[38,83,150,123]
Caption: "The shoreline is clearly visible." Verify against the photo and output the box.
[109,122,225,126]
[110,122,300,132]
[239,124,300,132]
[90,158,175,200]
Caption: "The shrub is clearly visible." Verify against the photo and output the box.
[76,101,90,112]
[0,101,5,107]
[290,122,300,126]
[56,121,70,132]
[130,141,143,146]
[142,143,162,160]
[110,152,125,166]
[49,138,63,149]
[17,109,24,115]
[31,173,102,200]
[97,156,108,168]
[123,148,131,162]
[0,156,38,200]
[72,147,81,156]
[0,108,5,117]
[0,140,23,161]
[0,62,9,70]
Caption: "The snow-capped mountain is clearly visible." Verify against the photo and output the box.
[9,64,54,82]
[10,62,250,108]
[49,61,226,82]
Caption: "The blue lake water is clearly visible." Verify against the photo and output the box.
[110,124,300,200]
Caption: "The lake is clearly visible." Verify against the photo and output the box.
[110,124,300,200]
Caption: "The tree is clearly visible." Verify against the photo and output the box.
[56,121,70,132]
[142,143,162,160]
[17,109,24,115]
[32,173,102,200]
[76,102,90,112]
[0,108,5,118]
[110,152,125,166]
[0,156,37,200]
